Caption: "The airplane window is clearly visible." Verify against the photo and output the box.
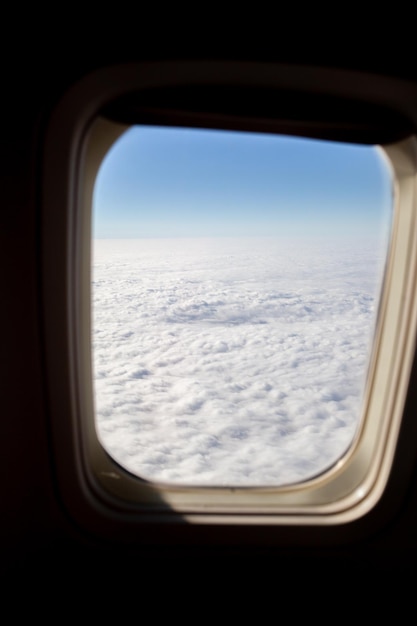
[92,126,392,487]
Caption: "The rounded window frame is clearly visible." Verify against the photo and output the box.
[41,61,417,536]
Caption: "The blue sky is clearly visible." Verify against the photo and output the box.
[93,126,393,240]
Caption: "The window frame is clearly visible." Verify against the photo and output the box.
[41,61,417,540]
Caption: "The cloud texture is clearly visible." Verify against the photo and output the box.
[92,236,387,486]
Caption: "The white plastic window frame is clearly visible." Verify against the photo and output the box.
[41,62,417,531]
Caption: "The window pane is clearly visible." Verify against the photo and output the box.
[92,127,392,486]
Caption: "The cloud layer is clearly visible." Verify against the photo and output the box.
[92,236,387,486]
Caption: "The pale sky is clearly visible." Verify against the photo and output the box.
[93,126,393,241]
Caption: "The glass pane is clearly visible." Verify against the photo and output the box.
[92,127,392,486]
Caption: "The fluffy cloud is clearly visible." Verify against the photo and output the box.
[92,236,387,486]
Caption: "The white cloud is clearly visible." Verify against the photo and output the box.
[92,236,387,486]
